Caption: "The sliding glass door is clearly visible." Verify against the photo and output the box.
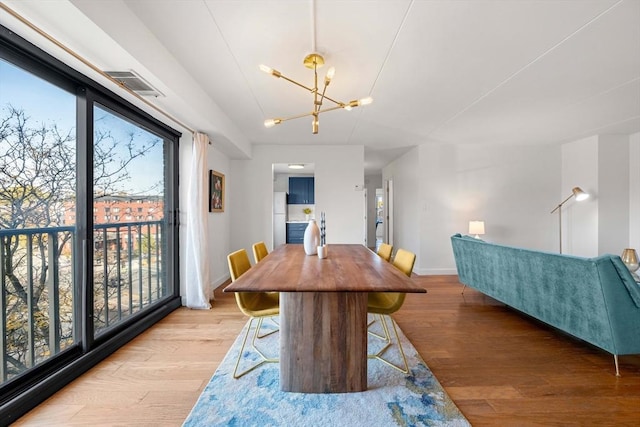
[92,104,171,336]
[0,24,180,419]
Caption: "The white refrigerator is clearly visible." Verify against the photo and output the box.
[273,192,287,247]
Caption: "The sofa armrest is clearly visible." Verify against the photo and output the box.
[610,256,640,308]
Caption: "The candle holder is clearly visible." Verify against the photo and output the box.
[621,248,639,282]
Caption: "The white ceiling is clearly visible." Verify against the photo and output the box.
[3,0,640,174]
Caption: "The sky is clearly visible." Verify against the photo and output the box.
[0,58,164,195]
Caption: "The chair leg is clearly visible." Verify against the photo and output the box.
[256,315,279,339]
[233,317,279,379]
[368,314,409,374]
[368,314,390,341]
[251,317,279,362]
[614,354,620,377]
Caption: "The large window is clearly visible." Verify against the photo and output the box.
[0,24,180,421]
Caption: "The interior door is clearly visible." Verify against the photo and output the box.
[386,179,394,246]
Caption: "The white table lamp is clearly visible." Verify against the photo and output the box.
[469,221,485,239]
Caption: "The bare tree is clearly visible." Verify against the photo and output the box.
[0,105,161,379]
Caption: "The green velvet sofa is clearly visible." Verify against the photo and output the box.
[451,233,640,375]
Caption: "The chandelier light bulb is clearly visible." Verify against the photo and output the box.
[325,67,335,83]
[358,96,373,106]
[264,118,281,128]
[259,64,281,77]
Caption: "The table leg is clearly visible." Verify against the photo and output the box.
[279,291,368,393]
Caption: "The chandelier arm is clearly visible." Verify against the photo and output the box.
[319,93,345,106]
[276,73,345,106]
[317,85,348,109]
[279,111,316,122]
[318,83,329,108]
[272,105,346,126]
[277,74,316,94]
[316,104,348,115]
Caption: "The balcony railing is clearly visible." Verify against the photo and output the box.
[93,221,166,333]
[0,221,165,384]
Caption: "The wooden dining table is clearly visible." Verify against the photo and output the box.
[223,243,426,393]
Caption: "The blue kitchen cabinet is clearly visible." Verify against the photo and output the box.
[286,222,307,244]
[288,177,314,204]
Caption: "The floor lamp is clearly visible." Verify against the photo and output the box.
[550,187,589,253]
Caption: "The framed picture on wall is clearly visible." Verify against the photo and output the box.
[209,170,225,212]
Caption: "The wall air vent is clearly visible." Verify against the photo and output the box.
[104,70,164,97]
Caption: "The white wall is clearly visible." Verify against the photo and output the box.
[598,135,630,255]
[561,136,599,256]
[630,132,640,251]
[382,149,420,265]
[396,143,560,275]
[381,133,637,276]
[561,134,634,257]
[181,132,638,295]
[207,143,232,287]
[230,145,364,257]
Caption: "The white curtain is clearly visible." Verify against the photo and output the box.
[185,132,212,309]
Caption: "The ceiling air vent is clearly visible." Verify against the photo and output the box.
[104,70,164,97]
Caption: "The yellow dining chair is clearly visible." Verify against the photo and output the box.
[369,243,393,331]
[227,249,279,379]
[367,248,416,373]
[252,241,269,263]
[376,243,393,262]
[252,241,280,330]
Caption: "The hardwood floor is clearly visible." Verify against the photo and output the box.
[14,275,640,426]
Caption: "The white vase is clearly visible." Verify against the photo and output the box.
[303,220,320,255]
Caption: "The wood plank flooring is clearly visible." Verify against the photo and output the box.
[14,275,640,426]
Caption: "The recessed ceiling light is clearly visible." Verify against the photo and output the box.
[288,164,305,169]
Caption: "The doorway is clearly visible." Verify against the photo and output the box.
[386,179,394,246]
[272,163,315,248]
[375,188,384,250]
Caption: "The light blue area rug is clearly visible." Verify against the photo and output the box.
[183,317,470,426]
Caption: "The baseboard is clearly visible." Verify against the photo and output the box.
[213,273,231,288]
[414,267,458,276]
[180,273,230,306]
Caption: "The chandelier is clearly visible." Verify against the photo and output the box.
[259,53,373,134]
